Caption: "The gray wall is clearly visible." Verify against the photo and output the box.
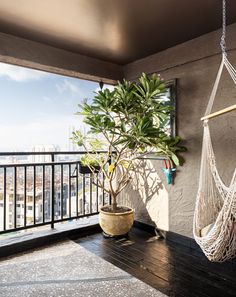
[119,23,236,238]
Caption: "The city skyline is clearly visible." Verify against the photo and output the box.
[0,62,113,152]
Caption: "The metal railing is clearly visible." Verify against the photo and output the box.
[0,151,110,235]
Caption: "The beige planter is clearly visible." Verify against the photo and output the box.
[99,205,134,236]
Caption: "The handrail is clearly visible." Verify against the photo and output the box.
[0,160,80,168]
[0,150,108,156]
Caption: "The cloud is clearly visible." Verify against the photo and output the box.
[56,79,80,94]
[0,114,84,151]
[0,62,47,82]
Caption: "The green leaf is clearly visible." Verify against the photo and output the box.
[171,153,179,166]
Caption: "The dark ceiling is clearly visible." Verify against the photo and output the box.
[0,0,235,65]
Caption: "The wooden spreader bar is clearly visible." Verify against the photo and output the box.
[201,104,236,121]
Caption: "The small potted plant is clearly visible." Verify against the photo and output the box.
[79,154,101,174]
[72,73,185,237]
[72,133,105,174]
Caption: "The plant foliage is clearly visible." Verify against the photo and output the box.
[72,73,186,208]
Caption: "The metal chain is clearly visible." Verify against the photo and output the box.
[220,0,227,55]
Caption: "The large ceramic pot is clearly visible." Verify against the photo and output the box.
[99,205,134,236]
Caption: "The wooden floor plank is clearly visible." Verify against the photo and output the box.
[71,228,236,297]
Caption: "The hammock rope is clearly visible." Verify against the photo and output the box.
[193,0,236,262]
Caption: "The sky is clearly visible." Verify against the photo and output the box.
[0,62,112,152]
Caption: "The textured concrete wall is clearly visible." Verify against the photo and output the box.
[120,24,236,238]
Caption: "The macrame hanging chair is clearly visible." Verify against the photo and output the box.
[193,0,236,262]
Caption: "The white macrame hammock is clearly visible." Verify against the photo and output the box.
[193,0,236,262]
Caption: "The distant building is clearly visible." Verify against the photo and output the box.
[30,144,60,163]
[0,190,43,230]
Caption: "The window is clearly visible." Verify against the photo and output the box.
[159,80,176,137]
[142,79,177,159]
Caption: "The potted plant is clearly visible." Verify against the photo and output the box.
[72,73,185,237]
[78,154,101,174]
[71,134,105,174]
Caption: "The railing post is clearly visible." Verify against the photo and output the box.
[51,153,55,229]
[14,167,17,229]
[3,167,6,231]
[33,166,36,225]
[68,164,71,218]
[76,163,79,217]
[42,165,45,224]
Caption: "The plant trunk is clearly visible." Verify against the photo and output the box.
[111,194,118,211]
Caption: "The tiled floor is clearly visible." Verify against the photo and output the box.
[0,237,166,297]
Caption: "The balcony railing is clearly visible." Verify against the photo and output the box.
[0,151,110,235]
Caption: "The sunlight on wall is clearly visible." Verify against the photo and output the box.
[119,159,169,231]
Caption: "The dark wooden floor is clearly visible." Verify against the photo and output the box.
[71,227,236,297]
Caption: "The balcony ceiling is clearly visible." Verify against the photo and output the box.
[0,0,235,65]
